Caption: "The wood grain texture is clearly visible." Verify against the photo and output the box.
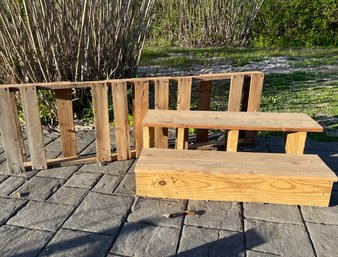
[92,83,111,163]
[247,73,265,112]
[23,150,137,169]
[285,132,307,154]
[196,80,212,143]
[10,90,27,162]
[0,89,26,173]
[176,78,192,149]
[135,148,337,207]
[226,130,239,152]
[154,79,169,148]
[143,110,323,132]
[245,73,265,145]
[194,71,262,81]
[143,127,154,148]
[228,75,244,111]
[112,81,131,160]
[20,87,47,170]
[0,72,262,90]
[133,81,149,157]
[54,89,77,157]
[226,74,244,148]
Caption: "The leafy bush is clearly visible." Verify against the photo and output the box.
[252,0,338,47]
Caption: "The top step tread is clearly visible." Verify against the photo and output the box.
[143,110,323,132]
[137,148,337,182]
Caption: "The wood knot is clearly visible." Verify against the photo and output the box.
[159,180,166,186]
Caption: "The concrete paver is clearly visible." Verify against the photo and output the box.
[111,222,180,257]
[185,201,243,232]
[127,197,186,228]
[63,192,134,236]
[10,176,65,201]
[0,197,26,225]
[0,225,53,257]
[39,228,113,257]
[245,219,315,257]
[7,201,75,232]
[178,225,245,257]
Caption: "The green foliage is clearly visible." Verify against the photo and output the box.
[148,0,264,47]
[140,46,338,68]
[252,0,338,47]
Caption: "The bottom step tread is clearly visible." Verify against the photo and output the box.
[135,148,337,207]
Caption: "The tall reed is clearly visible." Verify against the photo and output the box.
[149,0,264,47]
[0,0,155,84]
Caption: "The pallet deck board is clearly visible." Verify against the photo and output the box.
[143,110,323,132]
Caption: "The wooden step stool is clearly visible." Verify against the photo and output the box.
[136,110,338,207]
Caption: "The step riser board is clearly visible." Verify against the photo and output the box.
[136,172,333,207]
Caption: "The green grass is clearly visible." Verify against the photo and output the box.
[140,46,338,141]
[140,46,338,68]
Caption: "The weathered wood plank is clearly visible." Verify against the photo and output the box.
[228,74,244,111]
[20,87,47,170]
[154,79,169,148]
[143,110,323,132]
[112,81,131,160]
[0,72,263,90]
[196,80,212,143]
[23,150,137,168]
[133,81,149,157]
[244,73,265,145]
[92,83,111,163]
[285,132,307,154]
[135,148,337,207]
[54,89,77,157]
[226,74,244,149]
[176,78,192,149]
[0,89,26,173]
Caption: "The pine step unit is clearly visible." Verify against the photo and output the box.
[135,148,338,207]
[142,110,323,154]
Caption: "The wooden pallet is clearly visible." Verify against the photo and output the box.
[0,72,264,173]
[135,148,338,207]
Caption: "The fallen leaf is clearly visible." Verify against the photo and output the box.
[182,210,196,216]
[163,213,174,218]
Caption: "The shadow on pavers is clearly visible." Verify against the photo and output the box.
[11,217,264,257]
[177,228,264,257]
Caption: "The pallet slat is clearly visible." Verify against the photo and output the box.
[154,79,169,148]
[176,78,192,149]
[196,80,212,143]
[245,73,265,145]
[20,87,47,170]
[54,89,77,157]
[112,81,131,160]
[0,89,26,173]
[133,81,149,157]
[92,83,111,163]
